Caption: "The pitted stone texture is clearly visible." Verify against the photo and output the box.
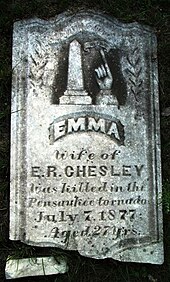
[5,256,68,279]
[10,11,163,264]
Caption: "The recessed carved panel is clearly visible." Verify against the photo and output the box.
[10,12,163,264]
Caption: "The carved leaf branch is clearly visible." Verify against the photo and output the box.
[30,40,48,87]
[124,47,143,101]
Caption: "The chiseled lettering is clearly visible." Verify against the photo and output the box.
[88,117,105,133]
[99,165,108,176]
[100,153,108,160]
[31,166,40,177]
[28,197,37,207]
[107,122,119,139]
[49,227,60,238]
[84,210,93,221]
[88,166,96,176]
[111,166,120,176]
[55,150,67,160]
[47,166,57,177]
[76,165,86,177]
[134,164,144,177]
[65,166,74,177]
[51,115,124,144]
[54,120,66,139]
[127,182,144,192]
[67,117,85,133]
[111,150,121,159]
[72,230,79,238]
[98,196,147,206]
[122,165,131,176]
[77,149,87,160]
[88,153,95,160]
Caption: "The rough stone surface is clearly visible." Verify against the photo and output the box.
[10,11,163,264]
[5,256,68,279]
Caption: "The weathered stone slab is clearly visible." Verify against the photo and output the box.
[5,256,68,279]
[10,11,163,264]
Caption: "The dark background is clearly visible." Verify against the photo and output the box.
[0,0,170,281]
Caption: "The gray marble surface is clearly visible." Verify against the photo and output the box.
[5,256,68,279]
[10,11,163,264]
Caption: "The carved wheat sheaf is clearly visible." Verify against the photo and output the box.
[124,47,143,101]
[30,40,48,87]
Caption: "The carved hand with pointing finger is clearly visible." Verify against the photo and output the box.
[95,49,113,90]
[95,49,118,105]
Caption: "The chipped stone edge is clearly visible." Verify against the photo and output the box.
[5,256,68,279]
[10,11,163,264]
[13,10,155,34]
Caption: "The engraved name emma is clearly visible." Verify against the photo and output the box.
[49,114,124,145]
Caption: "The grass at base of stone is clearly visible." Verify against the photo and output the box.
[1,244,170,282]
[0,0,170,281]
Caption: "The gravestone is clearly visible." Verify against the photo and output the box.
[10,11,163,264]
[6,256,68,279]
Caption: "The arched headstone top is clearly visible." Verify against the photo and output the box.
[10,11,163,264]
